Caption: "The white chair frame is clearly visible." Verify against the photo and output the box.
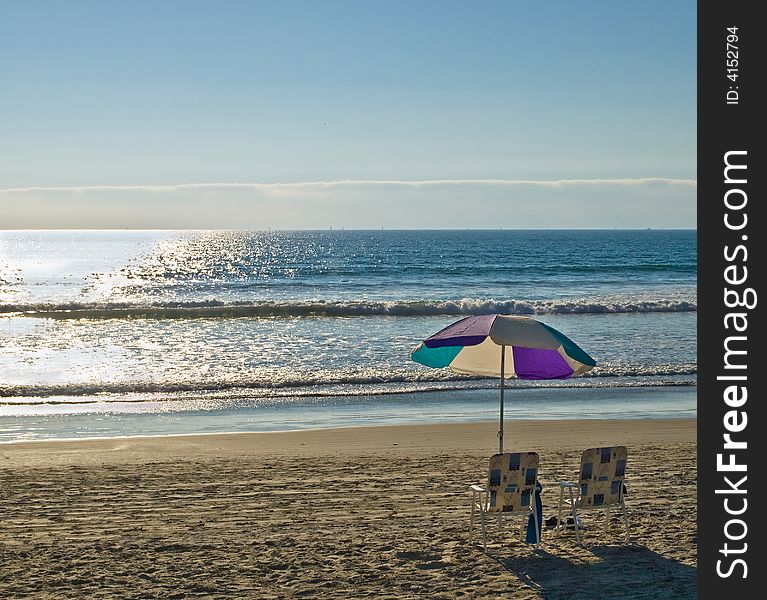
[469,484,540,551]
[556,467,630,544]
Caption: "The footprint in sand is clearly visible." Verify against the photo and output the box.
[416,560,448,570]
[395,550,447,569]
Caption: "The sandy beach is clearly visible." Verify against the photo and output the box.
[0,419,696,599]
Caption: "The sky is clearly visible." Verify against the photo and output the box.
[0,0,696,229]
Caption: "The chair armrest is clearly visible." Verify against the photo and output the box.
[470,484,486,492]
[558,481,578,488]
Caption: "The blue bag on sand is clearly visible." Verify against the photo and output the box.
[525,481,543,544]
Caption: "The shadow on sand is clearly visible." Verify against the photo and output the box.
[495,543,695,600]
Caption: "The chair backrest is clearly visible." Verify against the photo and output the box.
[486,451,539,513]
[578,446,628,507]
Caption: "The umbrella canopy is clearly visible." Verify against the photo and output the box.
[410,314,596,452]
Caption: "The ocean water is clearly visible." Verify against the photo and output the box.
[0,230,696,441]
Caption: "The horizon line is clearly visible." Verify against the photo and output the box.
[0,227,698,232]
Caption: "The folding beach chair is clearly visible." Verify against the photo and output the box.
[469,451,541,551]
[556,446,630,544]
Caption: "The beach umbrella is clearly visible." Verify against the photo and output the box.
[410,314,596,453]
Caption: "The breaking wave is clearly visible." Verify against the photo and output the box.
[0,363,697,400]
[2,297,697,319]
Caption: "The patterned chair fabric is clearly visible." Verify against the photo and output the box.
[486,452,539,513]
[577,446,627,508]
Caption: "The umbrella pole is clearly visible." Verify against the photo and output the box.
[499,345,505,454]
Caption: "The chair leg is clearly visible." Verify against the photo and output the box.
[569,487,581,544]
[480,510,488,551]
[469,495,476,543]
[533,506,540,548]
[557,487,564,536]
[621,499,630,543]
